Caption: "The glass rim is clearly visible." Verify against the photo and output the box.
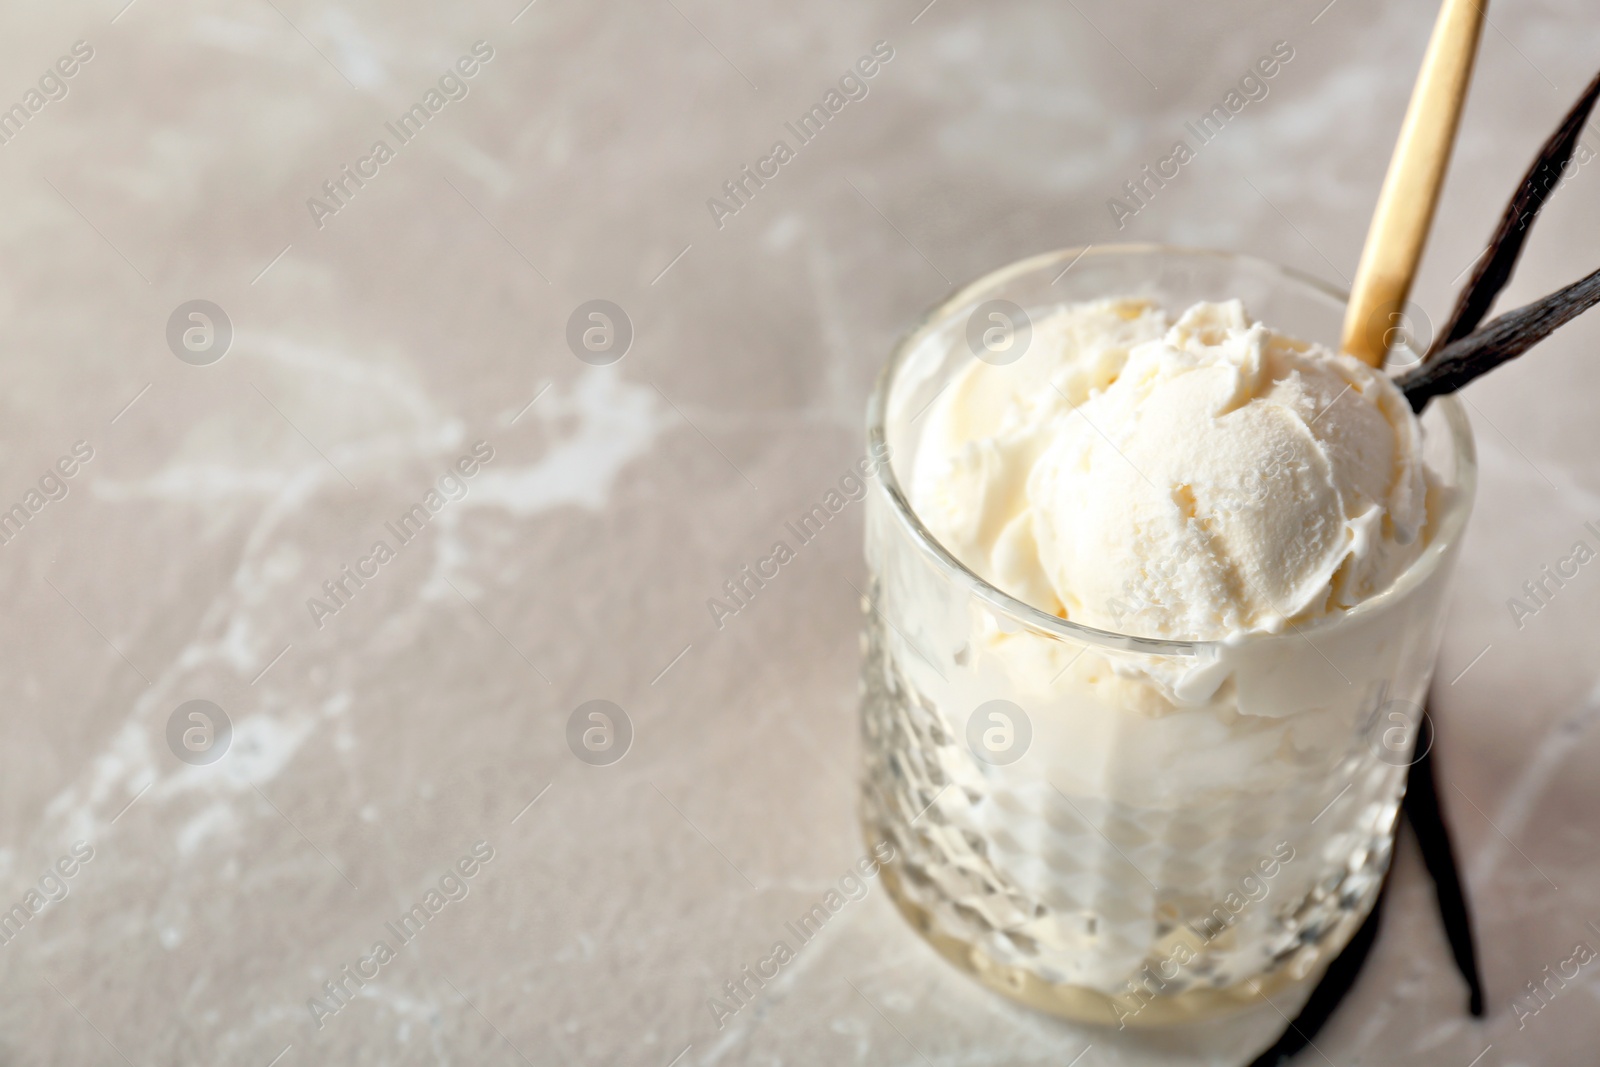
[866,242,1478,658]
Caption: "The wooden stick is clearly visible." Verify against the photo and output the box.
[1341,0,1487,366]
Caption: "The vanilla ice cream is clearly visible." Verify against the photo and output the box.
[911,298,1434,641]
[861,252,1474,1021]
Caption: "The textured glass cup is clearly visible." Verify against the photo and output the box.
[859,246,1476,1026]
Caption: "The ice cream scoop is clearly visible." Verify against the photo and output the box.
[912,298,1433,641]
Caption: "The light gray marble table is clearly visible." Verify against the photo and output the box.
[0,0,1596,1063]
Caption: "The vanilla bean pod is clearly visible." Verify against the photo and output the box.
[1427,67,1600,357]
[1400,265,1600,410]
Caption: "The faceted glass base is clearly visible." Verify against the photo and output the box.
[872,839,1379,1027]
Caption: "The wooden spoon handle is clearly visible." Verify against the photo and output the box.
[1342,0,1487,367]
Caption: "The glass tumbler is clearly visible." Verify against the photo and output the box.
[858,245,1476,1026]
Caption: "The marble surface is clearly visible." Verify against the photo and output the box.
[1,0,1598,1064]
